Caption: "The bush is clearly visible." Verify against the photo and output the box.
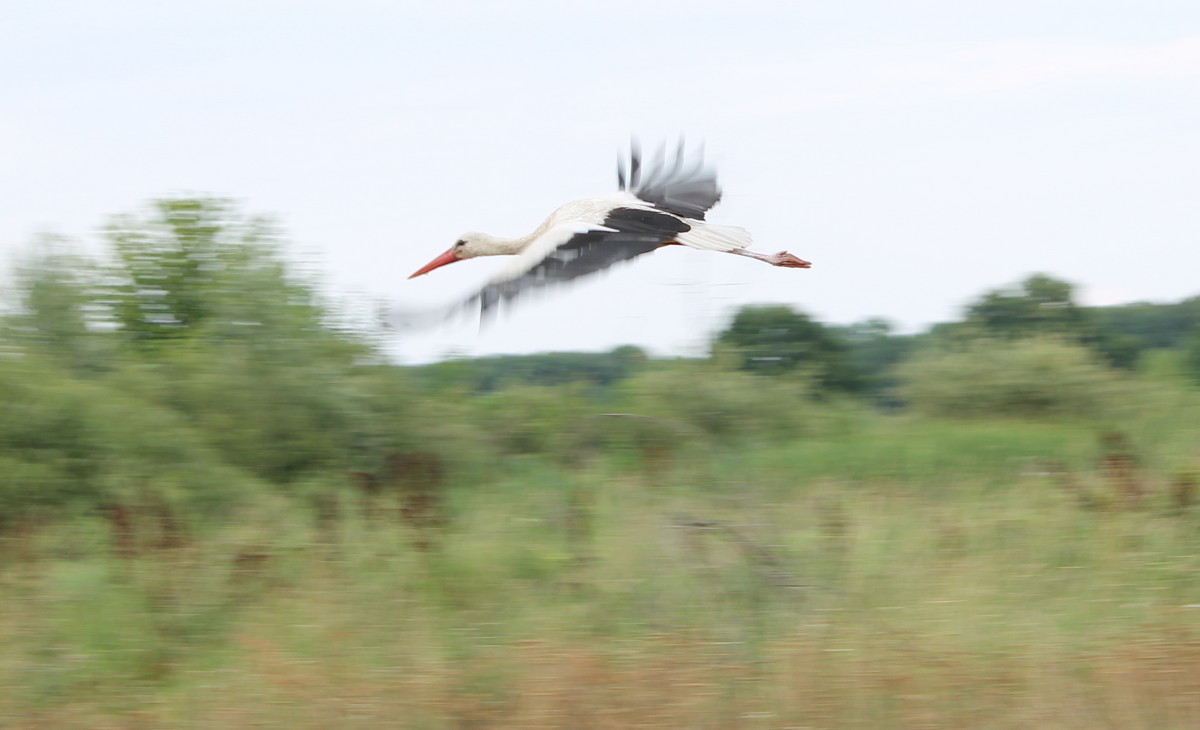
[130,344,366,482]
[470,384,593,456]
[896,337,1138,420]
[620,365,815,440]
[0,356,253,525]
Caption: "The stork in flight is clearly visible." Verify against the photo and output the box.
[406,142,811,317]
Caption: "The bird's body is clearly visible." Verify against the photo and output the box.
[406,143,810,318]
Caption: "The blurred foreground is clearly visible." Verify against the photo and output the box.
[3,199,1200,728]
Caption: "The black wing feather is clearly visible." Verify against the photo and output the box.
[617,141,721,220]
[469,207,690,318]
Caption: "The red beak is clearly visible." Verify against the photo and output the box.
[408,248,462,279]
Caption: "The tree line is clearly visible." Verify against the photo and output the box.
[419,273,1200,398]
[3,196,1199,528]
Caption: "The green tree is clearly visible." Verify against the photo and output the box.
[105,197,285,344]
[1090,296,1200,350]
[965,273,1086,337]
[2,237,111,374]
[714,305,861,393]
[99,197,382,482]
[962,273,1142,369]
[832,317,918,401]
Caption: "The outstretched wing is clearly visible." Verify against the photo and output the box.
[617,140,721,221]
[386,206,692,329]
[468,206,690,317]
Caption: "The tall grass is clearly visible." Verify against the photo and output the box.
[4,416,1200,728]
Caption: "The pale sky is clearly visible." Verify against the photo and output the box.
[3,1,1199,362]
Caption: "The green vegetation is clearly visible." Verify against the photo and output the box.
[714,304,862,392]
[897,336,1144,420]
[3,197,1200,727]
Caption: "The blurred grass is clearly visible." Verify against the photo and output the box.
[3,415,1200,728]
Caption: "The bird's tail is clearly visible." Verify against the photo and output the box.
[676,221,752,252]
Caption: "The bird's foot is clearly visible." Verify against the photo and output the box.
[769,251,812,268]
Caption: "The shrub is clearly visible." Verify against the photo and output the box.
[620,365,815,440]
[470,384,593,456]
[0,355,253,525]
[896,337,1138,419]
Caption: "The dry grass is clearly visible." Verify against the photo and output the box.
[9,629,1200,729]
[5,418,1200,728]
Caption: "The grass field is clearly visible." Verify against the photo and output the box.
[4,412,1200,728]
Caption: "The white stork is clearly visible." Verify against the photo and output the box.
[406,142,811,317]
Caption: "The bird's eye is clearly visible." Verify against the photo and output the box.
[454,239,466,248]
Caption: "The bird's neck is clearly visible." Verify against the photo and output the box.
[478,232,533,256]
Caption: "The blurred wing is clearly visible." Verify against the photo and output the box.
[467,206,690,318]
[618,140,721,221]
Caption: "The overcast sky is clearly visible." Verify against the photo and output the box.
[3,1,1198,362]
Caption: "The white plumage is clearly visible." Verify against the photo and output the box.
[404,142,810,319]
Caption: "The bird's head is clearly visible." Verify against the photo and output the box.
[408,232,493,279]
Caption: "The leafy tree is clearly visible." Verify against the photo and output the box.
[1090,296,1200,350]
[714,305,862,393]
[832,317,918,400]
[1085,329,1144,371]
[2,237,112,374]
[962,273,1142,369]
[98,197,380,482]
[965,273,1087,337]
[105,197,287,344]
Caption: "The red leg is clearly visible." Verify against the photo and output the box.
[730,249,812,268]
